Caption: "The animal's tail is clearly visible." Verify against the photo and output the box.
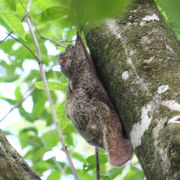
[103,113,133,166]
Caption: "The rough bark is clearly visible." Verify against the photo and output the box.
[85,0,180,179]
[0,130,41,180]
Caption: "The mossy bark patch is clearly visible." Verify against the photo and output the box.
[85,0,180,179]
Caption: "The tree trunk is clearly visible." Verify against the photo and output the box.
[0,130,41,180]
[85,0,180,179]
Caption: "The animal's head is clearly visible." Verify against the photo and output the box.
[59,45,75,77]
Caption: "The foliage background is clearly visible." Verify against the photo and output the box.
[0,0,179,179]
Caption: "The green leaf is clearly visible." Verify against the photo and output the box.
[38,6,67,22]
[0,96,16,105]
[0,0,17,11]
[100,176,111,180]
[107,167,124,178]
[72,152,86,162]
[19,106,38,122]
[33,147,51,161]
[35,81,66,91]
[25,70,40,82]
[77,169,93,180]
[66,135,74,146]
[41,111,52,126]
[19,127,42,148]
[6,0,17,11]
[68,0,135,26]
[31,90,47,118]
[83,153,108,172]
[15,86,22,101]
[0,74,19,82]
[42,129,59,147]
[155,0,180,38]
[124,166,144,180]
[56,102,70,129]
[1,13,25,39]
[33,161,52,175]
[20,127,38,135]
[47,170,61,180]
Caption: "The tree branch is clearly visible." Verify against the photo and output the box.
[0,130,41,180]
[0,31,13,43]
[21,0,79,179]
[9,33,38,59]
[33,24,73,48]
[86,0,180,179]
[0,86,36,122]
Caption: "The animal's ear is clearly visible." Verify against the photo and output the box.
[66,45,75,53]
[76,32,83,47]
[74,31,87,58]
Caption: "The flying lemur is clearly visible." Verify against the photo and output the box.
[59,33,133,166]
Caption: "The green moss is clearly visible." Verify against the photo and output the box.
[159,105,179,120]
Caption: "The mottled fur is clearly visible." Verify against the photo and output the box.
[59,34,133,166]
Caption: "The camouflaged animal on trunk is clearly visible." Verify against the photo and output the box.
[59,33,133,166]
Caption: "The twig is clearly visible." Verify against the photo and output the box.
[33,24,67,48]
[95,147,100,180]
[0,32,13,43]
[18,0,72,48]
[0,86,36,122]
[23,0,79,179]
[9,34,38,59]
[31,18,75,47]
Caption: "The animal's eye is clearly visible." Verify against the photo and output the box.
[60,59,67,66]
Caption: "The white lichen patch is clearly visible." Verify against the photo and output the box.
[130,9,138,13]
[157,85,169,94]
[130,103,154,148]
[140,13,159,26]
[168,115,180,144]
[152,118,171,170]
[142,14,159,21]
[122,71,129,80]
[168,115,180,123]
[161,100,180,112]
[129,50,135,56]
[141,35,152,45]
[139,22,145,26]
[165,45,174,54]
[106,19,122,39]
[144,56,154,63]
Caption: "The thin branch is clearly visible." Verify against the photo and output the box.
[33,25,66,48]
[31,18,75,47]
[9,34,38,59]
[23,0,79,179]
[95,147,100,180]
[18,0,72,48]
[0,32,13,43]
[0,130,41,180]
[0,86,36,122]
